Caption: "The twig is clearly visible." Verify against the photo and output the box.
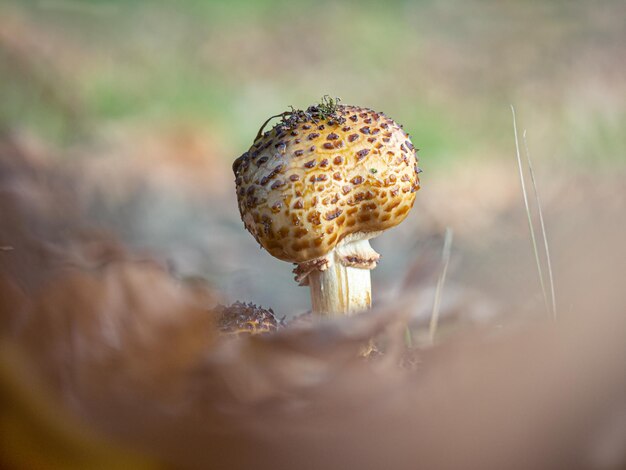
[510,106,550,318]
[428,227,453,345]
[522,130,557,321]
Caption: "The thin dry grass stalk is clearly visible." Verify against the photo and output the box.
[522,130,557,320]
[428,227,454,345]
[510,105,551,319]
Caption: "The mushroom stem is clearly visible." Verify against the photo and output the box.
[307,238,379,317]
[308,262,371,316]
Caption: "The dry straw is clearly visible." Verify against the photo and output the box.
[428,227,454,345]
[510,106,557,321]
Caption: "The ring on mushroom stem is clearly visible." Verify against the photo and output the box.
[233,98,420,317]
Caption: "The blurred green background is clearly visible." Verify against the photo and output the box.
[2,0,624,165]
[1,0,625,316]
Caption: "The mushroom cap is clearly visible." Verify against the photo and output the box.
[213,301,284,335]
[233,104,420,263]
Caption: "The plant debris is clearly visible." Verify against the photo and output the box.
[213,301,286,335]
[255,96,346,141]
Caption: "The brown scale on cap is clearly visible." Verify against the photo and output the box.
[233,103,420,263]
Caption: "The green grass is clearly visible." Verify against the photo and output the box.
[1,0,624,166]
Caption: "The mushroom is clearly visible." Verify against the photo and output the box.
[233,98,420,316]
[213,301,285,335]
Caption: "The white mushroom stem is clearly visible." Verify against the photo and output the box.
[300,237,380,317]
[308,261,370,316]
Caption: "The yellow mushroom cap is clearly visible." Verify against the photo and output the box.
[233,104,420,263]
